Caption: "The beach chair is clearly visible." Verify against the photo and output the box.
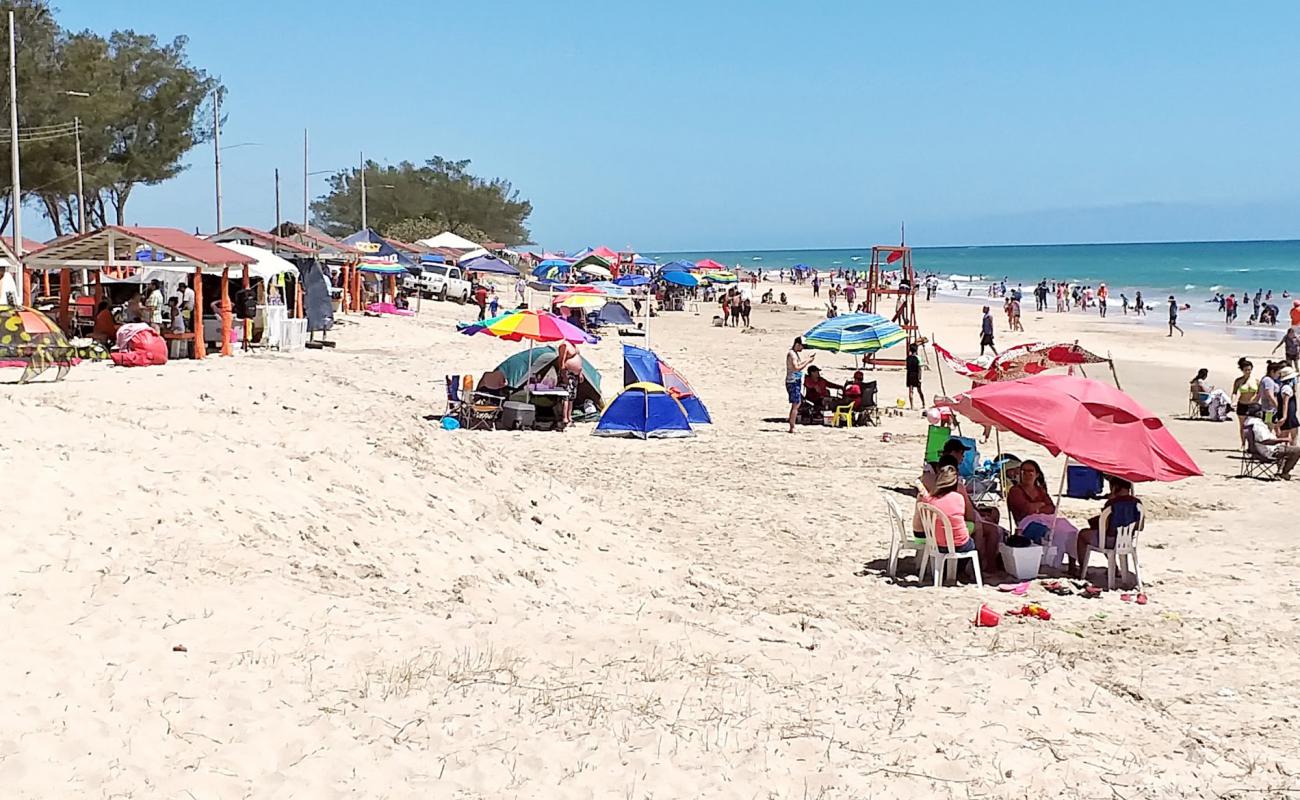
[457,374,502,430]
[1238,444,1282,480]
[831,402,856,428]
[916,504,983,589]
[1188,392,1209,419]
[1080,504,1144,590]
[445,375,465,417]
[856,381,881,426]
[924,425,951,462]
[880,490,927,578]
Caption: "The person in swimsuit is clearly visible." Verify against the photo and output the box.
[905,343,925,409]
[556,340,583,430]
[1232,357,1259,446]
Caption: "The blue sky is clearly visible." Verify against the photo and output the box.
[40,0,1300,250]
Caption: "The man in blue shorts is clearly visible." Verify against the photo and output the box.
[786,336,816,433]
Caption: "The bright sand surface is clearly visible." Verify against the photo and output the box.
[3,282,1298,798]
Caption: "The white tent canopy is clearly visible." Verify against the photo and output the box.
[416,231,482,250]
[217,242,300,282]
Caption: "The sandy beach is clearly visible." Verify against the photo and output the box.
[3,281,1298,799]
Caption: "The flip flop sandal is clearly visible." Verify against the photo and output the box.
[1042,580,1075,596]
[997,582,1030,595]
[1081,585,1103,599]
[1136,593,1149,605]
[1121,593,1134,602]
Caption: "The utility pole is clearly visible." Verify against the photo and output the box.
[359,150,367,231]
[213,88,223,232]
[302,128,308,233]
[8,11,23,300]
[74,117,85,233]
[274,168,281,240]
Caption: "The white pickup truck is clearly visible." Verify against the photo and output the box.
[406,263,471,303]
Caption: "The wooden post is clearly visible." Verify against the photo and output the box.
[193,268,206,359]
[57,269,71,331]
[42,269,50,297]
[294,273,303,319]
[352,266,362,311]
[22,270,30,305]
[241,264,252,351]
[93,269,102,302]
[387,274,396,304]
[220,267,232,356]
[1107,353,1124,391]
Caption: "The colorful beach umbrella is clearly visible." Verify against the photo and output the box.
[615,274,650,287]
[459,308,596,344]
[801,313,906,354]
[696,258,726,270]
[936,374,1201,483]
[660,271,699,288]
[702,271,738,284]
[0,306,84,383]
[556,294,607,309]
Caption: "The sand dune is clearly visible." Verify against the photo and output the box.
[2,284,1297,798]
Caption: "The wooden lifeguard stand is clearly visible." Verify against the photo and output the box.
[863,244,918,367]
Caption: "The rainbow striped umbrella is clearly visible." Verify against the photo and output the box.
[459,309,597,344]
[802,313,906,354]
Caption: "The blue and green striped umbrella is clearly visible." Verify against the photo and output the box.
[802,313,906,353]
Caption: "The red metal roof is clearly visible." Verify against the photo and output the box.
[26,225,254,269]
[211,226,314,255]
[2,236,46,253]
[114,226,254,266]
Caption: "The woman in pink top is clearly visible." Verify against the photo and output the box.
[916,465,976,552]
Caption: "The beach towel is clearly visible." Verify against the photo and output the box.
[365,302,415,316]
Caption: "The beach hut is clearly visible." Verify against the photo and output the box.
[593,382,695,439]
[621,343,711,424]
[25,226,255,359]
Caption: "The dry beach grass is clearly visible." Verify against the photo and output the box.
[2,283,1298,798]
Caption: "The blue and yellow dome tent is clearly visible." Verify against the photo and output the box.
[593,382,695,439]
[621,344,711,424]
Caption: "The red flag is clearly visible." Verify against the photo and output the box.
[886,250,903,264]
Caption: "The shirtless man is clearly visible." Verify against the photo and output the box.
[785,336,816,433]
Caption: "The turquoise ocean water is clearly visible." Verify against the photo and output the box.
[647,240,1300,338]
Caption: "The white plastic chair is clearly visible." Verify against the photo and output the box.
[880,491,928,578]
[1080,504,1144,590]
[916,504,983,588]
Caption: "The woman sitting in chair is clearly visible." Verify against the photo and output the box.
[1006,460,1080,572]
[915,465,976,556]
[1073,475,1142,576]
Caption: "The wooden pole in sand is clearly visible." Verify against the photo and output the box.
[1107,352,1124,391]
[42,269,50,297]
[92,269,101,303]
[220,267,232,356]
[241,263,251,351]
[57,268,71,331]
[193,268,206,360]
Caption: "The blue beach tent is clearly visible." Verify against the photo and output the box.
[593,382,695,439]
[622,344,711,424]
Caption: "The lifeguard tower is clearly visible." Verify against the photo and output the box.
[862,244,918,367]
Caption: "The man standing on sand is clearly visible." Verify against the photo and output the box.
[1168,295,1184,337]
[979,306,997,356]
[785,336,816,433]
